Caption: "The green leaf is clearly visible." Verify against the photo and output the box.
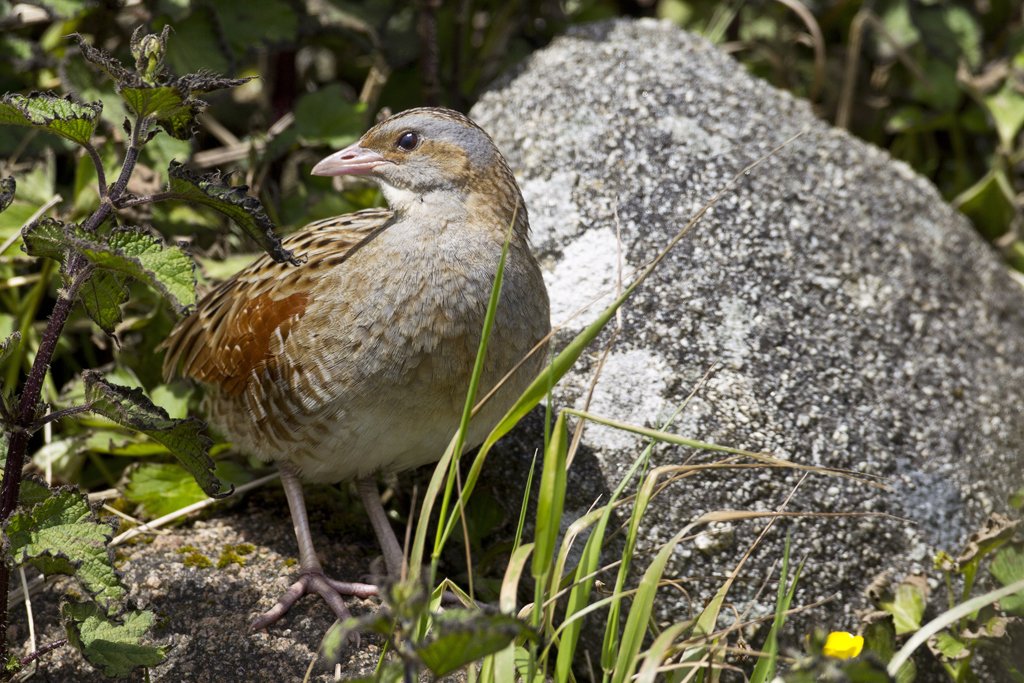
[78,270,129,335]
[120,85,191,121]
[165,8,231,75]
[0,177,13,214]
[840,658,904,682]
[532,412,568,581]
[61,601,166,677]
[166,162,298,264]
[910,59,961,112]
[1011,486,1024,511]
[0,92,101,147]
[750,535,803,683]
[4,488,124,612]
[991,545,1024,615]
[879,580,927,635]
[414,611,533,677]
[911,4,981,68]
[318,612,394,666]
[125,461,252,518]
[984,79,1024,150]
[209,0,300,59]
[613,524,693,683]
[149,382,193,419]
[71,226,197,313]
[21,216,70,263]
[930,630,968,660]
[83,371,231,498]
[863,619,916,683]
[18,474,54,508]
[294,86,365,147]
[953,169,1016,241]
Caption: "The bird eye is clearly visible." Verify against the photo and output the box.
[396,131,420,151]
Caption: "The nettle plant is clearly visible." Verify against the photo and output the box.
[0,28,294,677]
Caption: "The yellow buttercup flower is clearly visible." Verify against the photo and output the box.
[823,631,864,659]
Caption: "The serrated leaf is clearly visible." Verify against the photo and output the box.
[0,92,101,146]
[955,513,1019,572]
[70,226,197,313]
[176,71,251,94]
[18,474,53,508]
[61,601,166,677]
[0,177,14,214]
[79,270,129,335]
[414,611,534,677]
[72,27,248,141]
[21,216,70,263]
[879,579,927,635]
[120,85,186,119]
[4,488,124,612]
[125,461,252,518]
[929,630,968,660]
[167,162,298,264]
[83,371,230,498]
[121,85,201,140]
[0,331,19,366]
[120,71,248,139]
[318,611,395,667]
[69,33,140,87]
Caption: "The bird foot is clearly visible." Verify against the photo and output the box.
[250,569,380,631]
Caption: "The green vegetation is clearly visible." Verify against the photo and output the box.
[0,1,1021,681]
[665,0,1024,271]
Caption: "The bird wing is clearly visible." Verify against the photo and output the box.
[161,207,394,396]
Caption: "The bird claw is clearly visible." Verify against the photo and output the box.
[250,570,381,632]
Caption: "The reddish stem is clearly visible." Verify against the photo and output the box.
[0,114,146,659]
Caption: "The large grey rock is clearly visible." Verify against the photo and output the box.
[471,18,1024,640]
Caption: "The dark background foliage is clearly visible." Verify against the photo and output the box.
[0,1,1021,678]
[0,0,1020,558]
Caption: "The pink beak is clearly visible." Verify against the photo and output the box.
[311,142,388,176]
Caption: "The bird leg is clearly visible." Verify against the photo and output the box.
[355,477,406,580]
[250,465,379,631]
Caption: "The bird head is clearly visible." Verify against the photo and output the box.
[311,107,526,233]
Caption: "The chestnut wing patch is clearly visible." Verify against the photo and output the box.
[200,290,310,396]
[162,208,394,395]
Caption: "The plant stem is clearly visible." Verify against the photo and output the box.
[0,114,145,659]
[19,638,68,668]
[83,143,107,197]
[0,265,90,520]
[115,190,176,209]
[109,117,145,201]
[33,403,94,430]
[0,275,84,661]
